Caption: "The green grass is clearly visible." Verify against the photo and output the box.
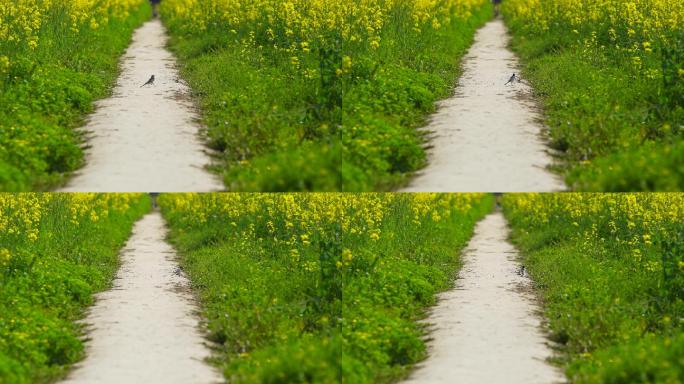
[161,10,342,192]
[0,3,150,191]
[159,194,343,383]
[160,1,491,191]
[341,194,493,382]
[0,194,150,383]
[342,4,493,191]
[502,193,684,383]
[158,193,492,383]
[503,6,684,191]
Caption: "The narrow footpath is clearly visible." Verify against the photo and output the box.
[58,19,223,192]
[61,211,222,384]
[402,19,565,192]
[403,211,564,383]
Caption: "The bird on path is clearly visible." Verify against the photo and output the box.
[505,73,516,85]
[140,75,155,87]
[517,265,528,278]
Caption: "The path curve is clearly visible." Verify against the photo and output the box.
[402,19,564,192]
[403,211,564,384]
[59,20,223,192]
[61,211,222,384]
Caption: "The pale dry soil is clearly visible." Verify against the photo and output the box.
[59,19,223,192]
[403,211,564,384]
[60,211,222,384]
[402,19,565,192]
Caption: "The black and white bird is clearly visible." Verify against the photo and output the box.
[505,73,516,85]
[517,265,528,278]
[140,75,155,87]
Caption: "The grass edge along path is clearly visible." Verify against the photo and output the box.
[159,193,345,383]
[160,2,344,192]
[342,3,493,191]
[502,193,684,384]
[502,2,684,191]
[159,1,492,192]
[342,194,493,383]
[158,193,493,383]
[0,194,150,384]
[0,2,151,191]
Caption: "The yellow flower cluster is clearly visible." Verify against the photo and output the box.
[342,193,485,271]
[0,193,142,268]
[343,193,481,237]
[160,193,344,269]
[0,0,144,68]
[504,193,684,266]
[503,0,683,75]
[159,193,486,271]
[344,0,486,50]
[161,0,486,76]
[162,0,352,77]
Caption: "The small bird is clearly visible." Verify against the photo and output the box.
[517,265,527,277]
[505,73,516,85]
[140,75,155,87]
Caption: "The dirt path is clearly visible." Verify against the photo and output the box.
[402,19,565,192]
[403,211,564,384]
[61,212,222,384]
[58,19,223,192]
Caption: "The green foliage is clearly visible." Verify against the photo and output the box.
[503,193,684,383]
[0,194,150,383]
[342,5,492,191]
[0,5,149,191]
[568,142,684,191]
[228,337,342,384]
[223,143,342,192]
[160,2,492,191]
[572,334,684,384]
[159,194,343,383]
[341,194,493,382]
[503,12,684,191]
[162,13,342,192]
[158,193,492,383]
